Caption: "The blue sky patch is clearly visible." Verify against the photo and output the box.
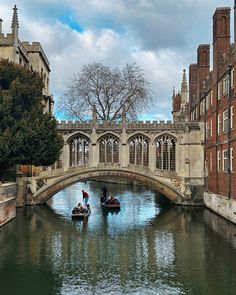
[59,14,84,33]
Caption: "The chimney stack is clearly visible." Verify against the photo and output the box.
[213,7,231,74]
[197,44,210,98]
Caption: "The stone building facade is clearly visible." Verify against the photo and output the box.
[176,2,236,223]
[0,5,54,177]
[0,5,53,113]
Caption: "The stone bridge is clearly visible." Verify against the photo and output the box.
[21,119,205,206]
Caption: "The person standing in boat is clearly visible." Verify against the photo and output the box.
[101,186,108,203]
[82,190,89,206]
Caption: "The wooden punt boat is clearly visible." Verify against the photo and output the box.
[71,208,91,219]
[101,200,121,210]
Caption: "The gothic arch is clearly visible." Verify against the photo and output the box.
[127,132,151,143]
[68,133,90,167]
[128,133,150,166]
[155,134,177,171]
[66,131,90,144]
[97,131,121,143]
[98,133,120,163]
[153,132,178,144]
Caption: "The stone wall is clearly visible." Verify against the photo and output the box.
[204,191,236,224]
[0,183,17,227]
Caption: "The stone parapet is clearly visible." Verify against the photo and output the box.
[0,33,14,44]
[21,41,50,69]
[57,120,201,132]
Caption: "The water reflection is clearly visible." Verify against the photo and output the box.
[1,182,236,294]
[204,209,236,249]
[48,181,164,233]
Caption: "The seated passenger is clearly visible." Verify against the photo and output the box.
[77,203,83,212]
[72,207,79,214]
[105,196,111,204]
[110,197,115,204]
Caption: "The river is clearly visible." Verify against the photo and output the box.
[1,180,236,295]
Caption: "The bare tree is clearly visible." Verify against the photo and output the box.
[59,62,152,122]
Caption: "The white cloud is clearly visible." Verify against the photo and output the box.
[0,0,235,120]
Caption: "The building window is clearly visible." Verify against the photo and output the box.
[129,135,149,166]
[99,135,119,163]
[218,80,222,100]
[69,135,89,167]
[156,135,176,171]
[223,110,228,132]
[230,147,233,172]
[206,121,212,138]
[231,106,234,129]
[200,101,203,116]
[210,152,212,172]
[210,90,213,105]
[210,119,212,137]
[231,68,234,88]
[223,150,228,172]
[217,150,221,171]
[218,114,221,134]
[206,92,211,110]
[223,75,229,94]
[196,107,199,120]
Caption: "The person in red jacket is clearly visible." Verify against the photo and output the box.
[82,190,89,205]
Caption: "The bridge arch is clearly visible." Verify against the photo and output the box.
[33,168,183,204]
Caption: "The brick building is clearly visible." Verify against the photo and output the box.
[173,2,236,221]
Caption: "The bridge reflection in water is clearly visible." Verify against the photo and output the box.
[1,181,236,295]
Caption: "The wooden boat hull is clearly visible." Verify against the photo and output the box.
[101,203,120,210]
[71,209,91,219]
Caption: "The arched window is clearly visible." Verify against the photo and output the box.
[69,135,89,167]
[99,135,119,163]
[129,135,149,166]
[156,135,176,171]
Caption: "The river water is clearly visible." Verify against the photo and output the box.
[1,180,236,295]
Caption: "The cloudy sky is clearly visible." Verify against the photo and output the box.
[0,0,235,121]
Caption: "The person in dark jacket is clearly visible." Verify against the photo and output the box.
[101,186,108,203]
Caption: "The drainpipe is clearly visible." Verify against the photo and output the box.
[227,64,232,200]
